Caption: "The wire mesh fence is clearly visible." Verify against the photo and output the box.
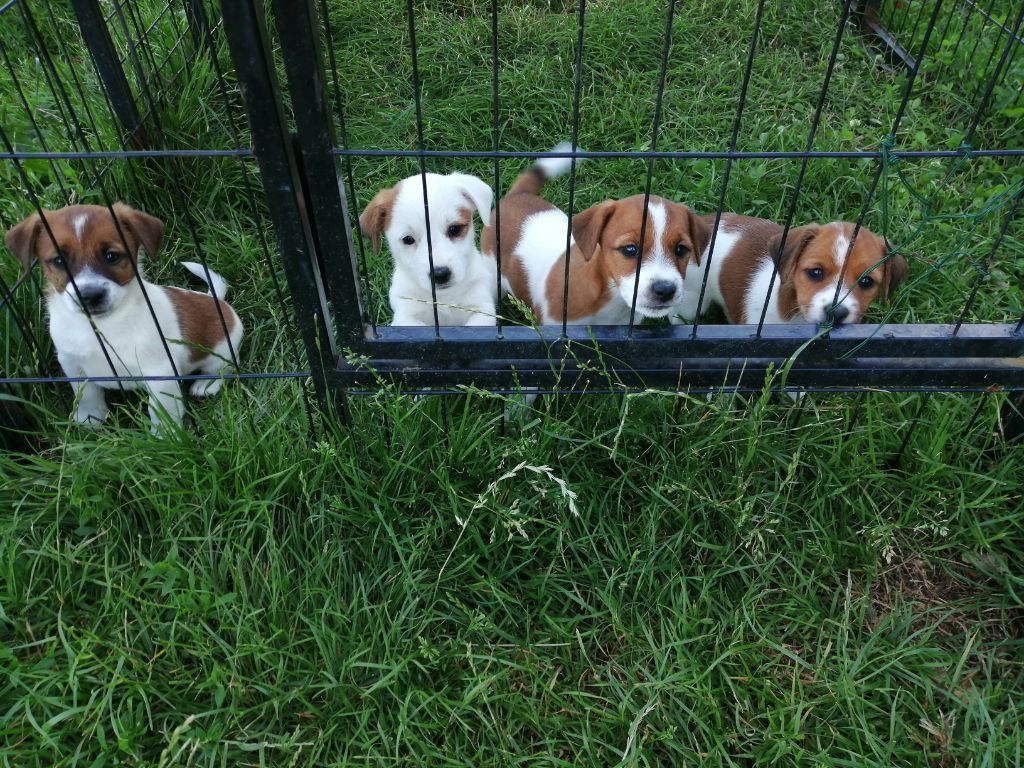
[1,0,1022,445]
[0,0,315,436]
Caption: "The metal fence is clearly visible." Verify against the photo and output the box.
[1,0,1022,440]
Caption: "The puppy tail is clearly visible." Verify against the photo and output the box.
[181,261,229,300]
[507,141,582,196]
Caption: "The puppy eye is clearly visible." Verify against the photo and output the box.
[446,223,465,238]
[857,276,875,289]
[674,243,689,258]
[401,235,415,246]
[806,267,824,281]
[50,255,67,269]
[620,244,639,258]
[103,250,124,264]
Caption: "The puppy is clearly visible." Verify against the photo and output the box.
[360,172,497,326]
[5,204,243,432]
[677,214,908,324]
[481,147,710,325]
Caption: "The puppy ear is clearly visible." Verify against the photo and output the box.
[685,206,711,266]
[5,212,45,273]
[572,201,616,262]
[881,241,908,302]
[112,203,164,259]
[449,173,493,222]
[359,186,397,254]
[770,224,819,283]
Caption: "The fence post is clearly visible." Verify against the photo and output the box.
[218,0,339,412]
[69,0,149,148]
[269,0,367,348]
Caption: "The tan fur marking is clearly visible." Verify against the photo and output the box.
[4,204,159,294]
[165,288,236,363]
[481,179,563,319]
[359,186,398,253]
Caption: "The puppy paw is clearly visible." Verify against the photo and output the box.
[190,378,224,397]
[73,408,107,428]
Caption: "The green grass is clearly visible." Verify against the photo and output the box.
[2,0,1024,765]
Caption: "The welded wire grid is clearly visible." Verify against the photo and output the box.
[318,0,1021,356]
[0,0,313,433]
[1,0,1023,445]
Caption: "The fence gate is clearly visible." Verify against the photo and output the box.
[216,0,1023,404]
[1,0,1022,437]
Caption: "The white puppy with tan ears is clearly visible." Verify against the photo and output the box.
[360,172,497,326]
[5,203,243,433]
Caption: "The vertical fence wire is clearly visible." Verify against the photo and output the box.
[106,1,241,370]
[753,0,855,335]
[404,0,441,336]
[689,0,766,332]
[560,0,587,336]
[626,0,677,334]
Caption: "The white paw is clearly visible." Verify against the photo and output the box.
[190,378,224,397]
[73,408,107,428]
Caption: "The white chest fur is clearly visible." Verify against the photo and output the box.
[48,282,192,386]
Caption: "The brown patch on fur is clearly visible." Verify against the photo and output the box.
[481,182,564,320]
[769,224,821,322]
[782,223,896,322]
[165,287,236,363]
[449,206,473,241]
[708,214,787,323]
[4,204,162,294]
[542,246,613,321]
[359,186,398,253]
[506,166,548,197]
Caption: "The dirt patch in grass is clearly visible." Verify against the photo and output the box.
[862,555,1023,641]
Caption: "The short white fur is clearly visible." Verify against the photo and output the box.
[50,261,243,432]
[384,172,497,327]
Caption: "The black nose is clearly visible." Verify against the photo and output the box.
[76,284,107,310]
[650,280,677,302]
[828,305,850,324]
[430,266,452,285]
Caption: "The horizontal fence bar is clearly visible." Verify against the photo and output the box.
[0,371,312,386]
[3,148,1021,162]
[0,148,253,159]
[329,148,1024,160]
[340,384,1017,396]
[350,323,1024,362]
[333,356,1024,391]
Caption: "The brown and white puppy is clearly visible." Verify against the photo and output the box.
[676,214,908,324]
[481,146,710,325]
[5,204,243,432]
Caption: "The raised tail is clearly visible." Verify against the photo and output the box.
[506,141,581,196]
[181,261,229,300]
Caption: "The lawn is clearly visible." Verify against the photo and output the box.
[1,0,1023,765]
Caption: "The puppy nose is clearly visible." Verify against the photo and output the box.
[650,280,677,302]
[828,305,850,324]
[76,284,107,310]
[430,266,452,285]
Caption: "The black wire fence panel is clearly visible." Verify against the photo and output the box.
[1,0,1023,434]
[0,0,315,430]
[285,0,1022,394]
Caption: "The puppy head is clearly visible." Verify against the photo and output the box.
[773,222,906,324]
[572,195,708,319]
[360,172,493,294]
[4,203,163,316]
